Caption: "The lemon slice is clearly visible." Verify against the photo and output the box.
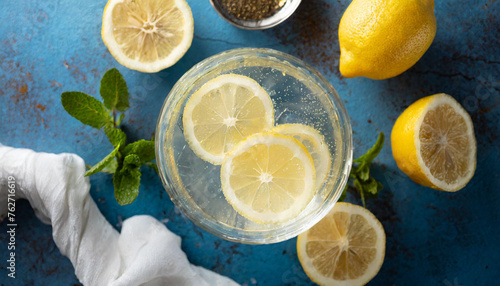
[391,93,476,192]
[297,202,386,286]
[271,124,331,189]
[221,133,316,224]
[183,74,274,165]
[102,0,194,73]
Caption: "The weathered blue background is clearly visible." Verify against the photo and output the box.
[1,0,499,285]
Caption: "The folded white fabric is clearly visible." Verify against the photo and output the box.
[0,145,239,286]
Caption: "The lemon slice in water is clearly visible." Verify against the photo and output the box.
[221,133,316,224]
[271,124,331,189]
[183,74,274,165]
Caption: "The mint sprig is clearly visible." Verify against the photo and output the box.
[340,132,385,207]
[61,68,155,206]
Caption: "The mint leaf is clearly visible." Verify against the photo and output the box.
[357,163,370,181]
[353,132,385,164]
[61,92,111,128]
[100,68,129,112]
[346,132,385,208]
[364,178,381,195]
[101,158,118,174]
[124,154,141,167]
[104,125,126,148]
[116,113,125,126]
[84,144,121,176]
[113,164,141,205]
[354,179,366,207]
[123,139,156,163]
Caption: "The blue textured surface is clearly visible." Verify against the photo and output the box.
[1,0,499,285]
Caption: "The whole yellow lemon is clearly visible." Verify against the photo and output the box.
[339,0,437,80]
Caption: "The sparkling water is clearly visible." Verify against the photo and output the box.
[163,62,345,232]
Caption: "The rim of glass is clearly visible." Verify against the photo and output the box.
[208,0,302,30]
[155,48,353,244]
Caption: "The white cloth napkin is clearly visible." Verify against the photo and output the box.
[0,145,239,286]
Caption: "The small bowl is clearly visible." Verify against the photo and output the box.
[209,0,302,30]
[156,48,352,244]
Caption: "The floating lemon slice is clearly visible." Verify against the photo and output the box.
[391,93,476,192]
[183,74,274,165]
[271,124,331,189]
[221,133,316,224]
[297,202,386,286]
[102,0,194,73]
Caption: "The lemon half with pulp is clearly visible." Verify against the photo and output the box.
[102,0,194,73]
[391,93,476,192]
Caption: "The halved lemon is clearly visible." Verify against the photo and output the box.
[271,124,331,189]
[101,0,194,73]
[297,202,386,286]
[391,93,476,192]
[183,74,274,165]
[220,133,316,224]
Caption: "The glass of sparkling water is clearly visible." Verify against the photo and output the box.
[156,48,352,244]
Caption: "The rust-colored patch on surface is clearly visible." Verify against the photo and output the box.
[91,68,101,79]
[11,81,29,104]
[4,60,49,131]
[18,83,28,94]
[63,56,88,82]
[34,9,49,23]
[50,80,62,87]
[36,103,46,111]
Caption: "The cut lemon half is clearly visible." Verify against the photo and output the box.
[391,93,476,192]
[221,133,316,224]
[271,124,331,189]
[102,0,194,73]
[183,74,274,165]
[297,202,386,286]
